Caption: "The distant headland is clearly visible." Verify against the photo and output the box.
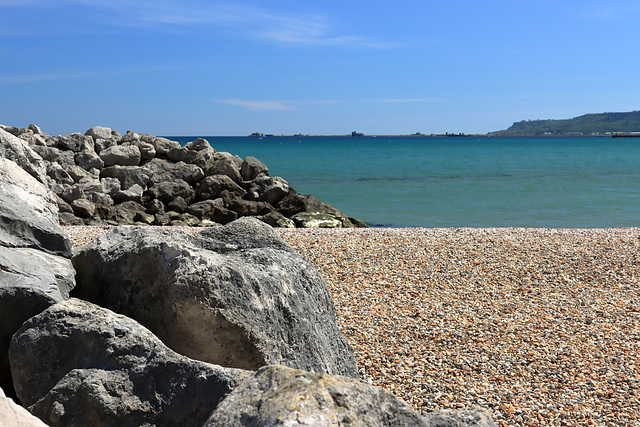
[490,110,640,136]
[248,110,640,138]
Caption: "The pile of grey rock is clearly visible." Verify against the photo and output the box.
[0,126,495,426]
[0,124,367,228]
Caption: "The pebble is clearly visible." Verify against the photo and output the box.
[64,226,640,426]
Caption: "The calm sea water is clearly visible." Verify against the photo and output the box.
[169,136,640,228]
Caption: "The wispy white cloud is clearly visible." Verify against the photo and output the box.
[0,0,394,48]
[216,99,297,111]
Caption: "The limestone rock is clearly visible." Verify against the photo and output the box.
[55,133,87,152]
[31,145,60,162]
[240,156,269,181]
[196,174,246,200]
[46,162,74,185]
[0,128,47,183]
[0,386,48,427]
[84,126,112,141]
[292,212,343,228]
[113,201,147,224]
[70,198,96,218]
[205,365,472,427]
[99,145,141,167]
[100,165,152,190]
[145,158,204,185]
[185,138,211,151]
[9,299,250,427]
[71,218,358,377]
[0,158,71,257]
[74,149,104,170]
[137,141,156,161]
[246,174,290,204]
[145,179,195,204]
[258,211,296,228]
[167,146,199,163]
[151,136,181,157]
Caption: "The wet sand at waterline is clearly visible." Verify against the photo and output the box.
[65,226,640,426]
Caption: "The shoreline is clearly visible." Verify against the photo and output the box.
[63,226,640,426]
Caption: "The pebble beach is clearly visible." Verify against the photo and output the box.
[64,226,640,426]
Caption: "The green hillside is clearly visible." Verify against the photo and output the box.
[491,111,640,135]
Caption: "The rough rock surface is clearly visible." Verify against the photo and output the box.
[0,386,47,427]
[0,157,74,401]
[205,365,497,427]
[71,218,358,377]
[9,298,249,427]
[1,123,365,228]
[0,128,47,183]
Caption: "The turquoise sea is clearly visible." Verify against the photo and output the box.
[170,136,640,228]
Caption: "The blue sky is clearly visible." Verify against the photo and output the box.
[1,0,639,136]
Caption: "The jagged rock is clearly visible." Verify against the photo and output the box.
[100,165,152,190]
[258,211,296,228]
[204,365,496,427]
[0,386,48,427]
[113,201,147,224]
[151,136,181,157]
[179,212,201,226]
[208,206,238,224]
[55,133,88,152]
[166,196,188,213]
[59,185,86,204]
[145,179,195,204]
[57,212,84,225]
[9,299,250,427]
[46,162,74,185]
[134,210,155,224]
[0,157,74,399]
[196,175,246,200]
[292,212,343,228]
[278,192,362,228]
[86,192,115,219]
[185,138,211,151]
[240,156,269,181]
[70,198,96,218]
[145,158,204,185]
[71,218,358,377]
[93,137,117,154]
[65,165,96,183]
[100,176,121,197]
[31,146,60,162]
[245,174,290,204]
[154,212,171,225]
[85,126,112,141]
[0,158,71,257]
[137,142,156,161]
[186,199,223,219]
[145,199,165,215]
[209,152,243,182]
[167,146,199,163]
[54,194,73,214]
[227,199,272,217]
[121,130,140,144]
[74,149,104,170]
[113,184,144,203]
[99,145,141,167]
[0,128,47,183]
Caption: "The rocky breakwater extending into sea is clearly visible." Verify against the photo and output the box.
[0,129,495,425]
[0,123,367,229]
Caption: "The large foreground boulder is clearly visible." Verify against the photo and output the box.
[205,365,497,427]
[71,217,358,378]
[9,298,250,427]
[0,158,74,398]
